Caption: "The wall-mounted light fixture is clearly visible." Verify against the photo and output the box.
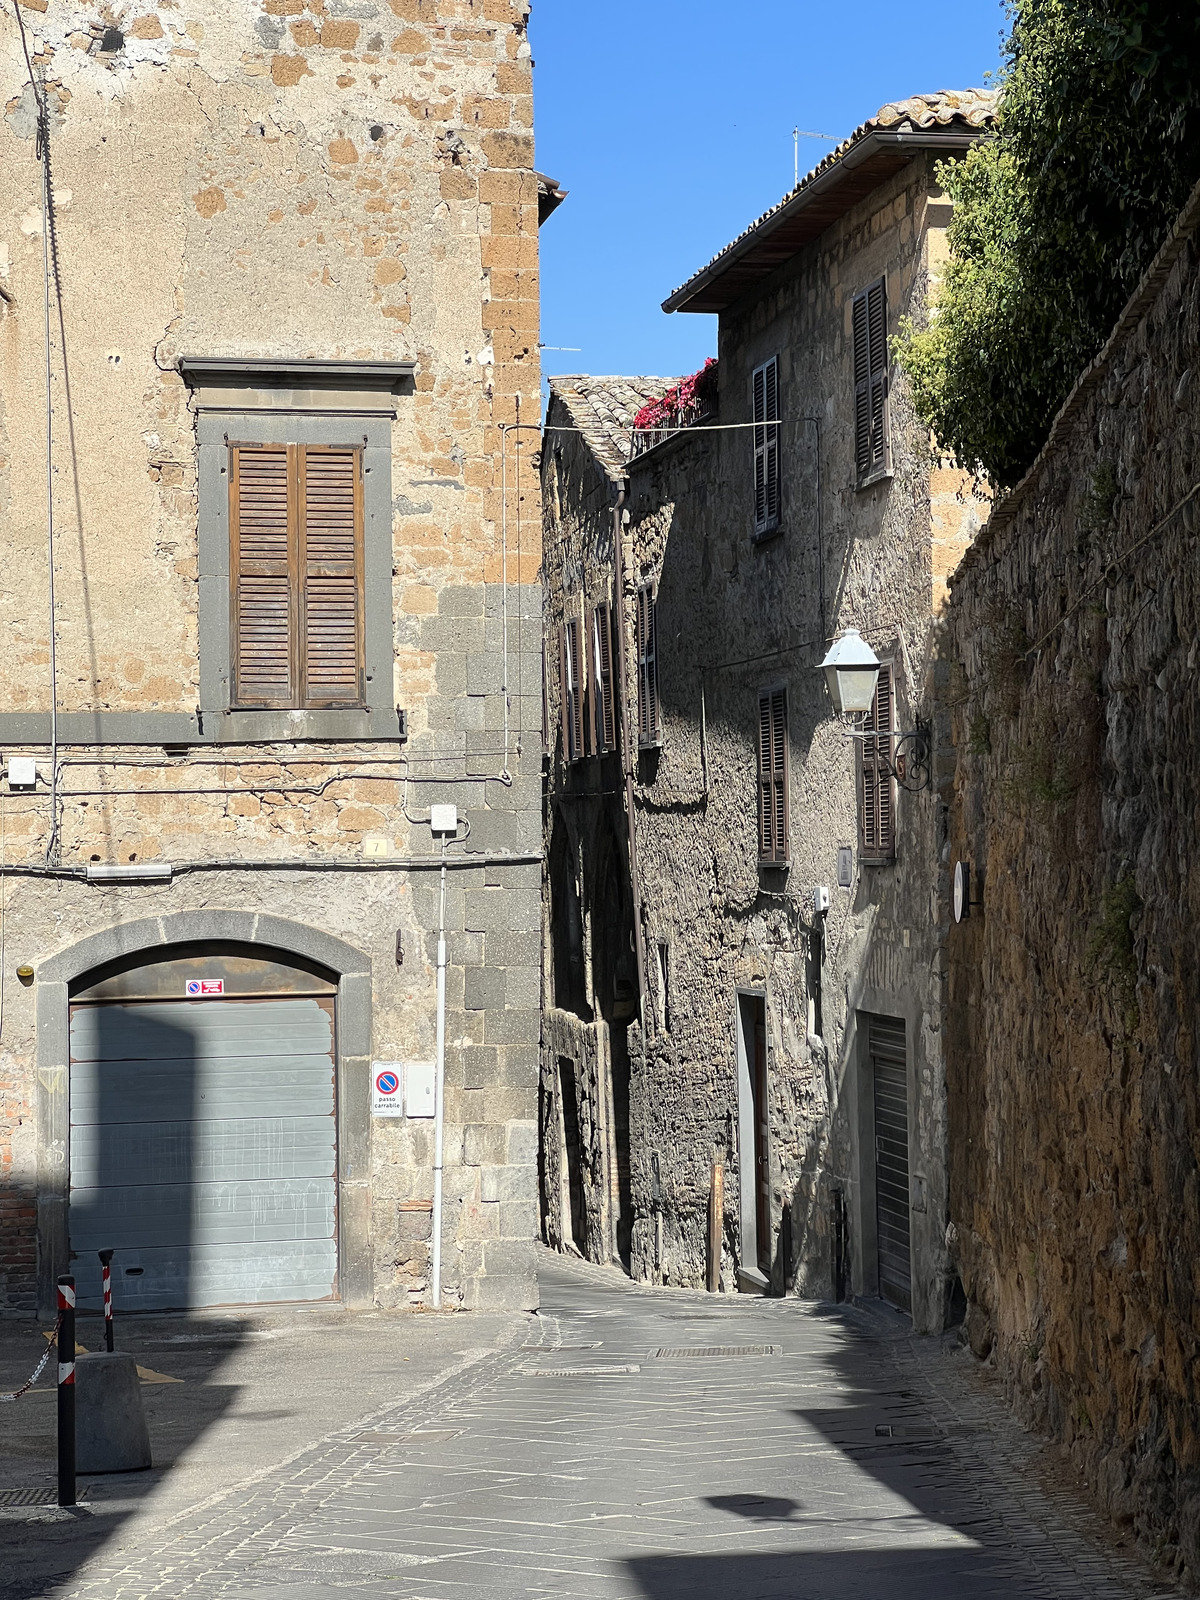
[819,629,932,792]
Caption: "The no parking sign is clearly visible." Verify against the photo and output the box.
[371,1064,403,1117]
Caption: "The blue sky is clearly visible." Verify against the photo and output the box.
[532,1,1006,385]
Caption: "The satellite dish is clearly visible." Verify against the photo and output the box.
[952,860,971,924]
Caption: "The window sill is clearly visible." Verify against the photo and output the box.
[859,854,896,867]
[753,521,783,544]
[855,467,893,492]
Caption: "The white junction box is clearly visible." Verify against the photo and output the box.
[429,803,458,836]
[405,1060,437,1118]
[813,885,831,915]
[7,757,36,790]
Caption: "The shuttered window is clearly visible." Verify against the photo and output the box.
[757,684,789,865]
[560,615,585,763]
[230,443,365,708]
[853,279,890,482]
[752,356,781,533]
[636,583,660,748]
[591,601,617,755]
[859,662,895,863]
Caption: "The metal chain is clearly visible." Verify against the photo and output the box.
[0,1313,62,1402]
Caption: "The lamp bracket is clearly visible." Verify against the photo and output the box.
[839,720,931,792]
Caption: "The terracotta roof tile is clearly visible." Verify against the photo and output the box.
[546,375,678,479]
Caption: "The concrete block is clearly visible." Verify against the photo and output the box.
[419,616,484,655]
[463,1044,498,1089]
[485,1006,539,1045]
[462,1123,506,1165]
[455,696,486,732]
[440,584,486,618]
[471,1271,539,1311]
[464,965,505,1011]
[500,1199,538,1238]
[498,1043,539,1086]
[76,1352,151,1473]
[506,1120,538,1165]
[467,652,504,694]
[436,652,468,697]
[486,929,541,967]
[505,966,540,1009]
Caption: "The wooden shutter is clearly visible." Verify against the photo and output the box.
[592,601,617,754]
[637,583,659,747]
[231,442,363,709]
[753,356,780,533]
[860,663,895,862]
[853,279,889,480]
[757,685,789,864]
[300,446,363,705]
[563,613,585,762]
[232,444,294,705]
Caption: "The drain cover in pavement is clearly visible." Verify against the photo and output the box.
[651,1344,781,1358]
[0,1488,58,1507]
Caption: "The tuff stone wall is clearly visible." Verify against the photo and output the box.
[943,180,1200,1579]
[0,0,543,1313]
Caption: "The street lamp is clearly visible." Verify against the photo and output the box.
[819,628,931,792]
[820,628,881,716]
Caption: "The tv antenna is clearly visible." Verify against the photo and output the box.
[794,127,838,187]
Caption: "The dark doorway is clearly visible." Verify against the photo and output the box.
[751,1000,770,1277]
[869,1013,911,1311]
[558,1056,588,1252]
[736,992,772,1287]
[610,1026,633,1268]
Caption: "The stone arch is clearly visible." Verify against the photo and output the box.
[35,909,373,1314]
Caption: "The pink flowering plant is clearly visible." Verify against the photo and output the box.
[632,357,718,434]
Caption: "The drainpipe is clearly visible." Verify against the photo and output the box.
[431,832,448,1308]
[611,482,647,1028]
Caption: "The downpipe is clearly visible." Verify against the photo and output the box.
[431,835,448,1308]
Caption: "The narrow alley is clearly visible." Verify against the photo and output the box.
[6,1254,1163,1600]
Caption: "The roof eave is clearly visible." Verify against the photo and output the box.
[662,128,983,315]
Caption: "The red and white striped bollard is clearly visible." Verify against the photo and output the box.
[56,1274,76,1507]
[98,1250,114,1353]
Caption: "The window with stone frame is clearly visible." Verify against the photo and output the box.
[636,583,660,747]
[757,682,789,865]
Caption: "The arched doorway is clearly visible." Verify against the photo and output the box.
[68,944,339,1312]
[35,912,373,1316]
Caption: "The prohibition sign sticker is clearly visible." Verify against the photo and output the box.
[372,1064,404,1117]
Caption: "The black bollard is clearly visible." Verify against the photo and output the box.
[56,1275,76,1507]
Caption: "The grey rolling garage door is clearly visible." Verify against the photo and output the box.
[870,1014,911,1312]
[69,997,337,1311]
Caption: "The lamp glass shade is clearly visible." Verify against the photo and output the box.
[820,628,881,715]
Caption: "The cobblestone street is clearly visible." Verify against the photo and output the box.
[1,1252,1168,1600]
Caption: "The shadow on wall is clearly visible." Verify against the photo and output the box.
[70,1004,199,1313]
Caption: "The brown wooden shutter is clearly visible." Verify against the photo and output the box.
[564,613,585,762]
[231,444,294,705]
[593,601,617,754]
[860,662,895,862]
[854,279,889,480]
[757,685,788,863]
[637,584,659,747]
[753,357,780,532]
[558,622,570,759]
[231,442,364,709]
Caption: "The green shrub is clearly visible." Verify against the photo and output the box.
[896,1,1200,489]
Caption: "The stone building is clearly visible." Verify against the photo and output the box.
[941,177,1200,1576]
[540,91,992,1331]
[0,0,546,1317]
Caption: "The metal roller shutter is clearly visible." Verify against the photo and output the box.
[69,996,337,1311]
[869,1014,911,1312]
